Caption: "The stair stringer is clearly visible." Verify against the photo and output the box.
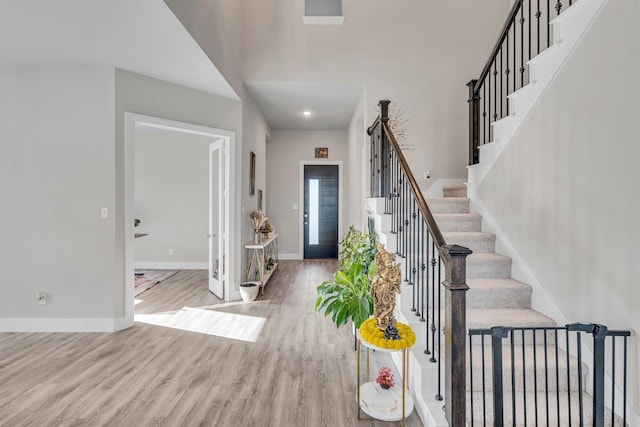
[468,0,608,188]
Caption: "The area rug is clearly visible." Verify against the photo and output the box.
[134,270,179,296]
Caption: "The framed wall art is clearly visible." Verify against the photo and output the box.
[314,147,328,158]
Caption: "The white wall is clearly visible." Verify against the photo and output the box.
[477,0,640,410]
[165,0,244,97]
[266,130,348,257]
[0,66,116,325]
[240,0,511,183]
[134,129,213,267]
[241,93,272,275]
[346,92,367,231]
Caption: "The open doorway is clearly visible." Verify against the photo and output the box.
[124,113,235,326]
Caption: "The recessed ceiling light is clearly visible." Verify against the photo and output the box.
[303,111,311,116]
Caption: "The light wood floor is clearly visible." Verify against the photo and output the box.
[0,261,423,426]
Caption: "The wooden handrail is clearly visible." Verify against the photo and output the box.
[381,121,448,253]
[473,0,523,94]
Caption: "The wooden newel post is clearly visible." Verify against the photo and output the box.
[467,80,479,166]
[442,244,472,427]
[379,99,390,123]
[378,100,391,198]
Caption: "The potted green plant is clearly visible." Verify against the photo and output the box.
[314,226,378,329]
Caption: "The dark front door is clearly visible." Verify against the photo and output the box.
[303,164,339,259]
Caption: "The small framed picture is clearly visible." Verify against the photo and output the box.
[257,189,263,211]
[315,147,328,158]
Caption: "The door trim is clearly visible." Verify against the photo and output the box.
[299,161,343,259]
[124,113,236,329]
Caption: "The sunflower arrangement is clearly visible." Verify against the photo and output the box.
[359,317,416,350]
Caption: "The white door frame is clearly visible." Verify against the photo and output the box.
[208,140,225,298]
[124,113,236,327]
[299,161,343,259]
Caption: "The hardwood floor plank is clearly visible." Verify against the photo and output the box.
[0,261,423,426]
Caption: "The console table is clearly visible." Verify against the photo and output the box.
[244,233,278,295]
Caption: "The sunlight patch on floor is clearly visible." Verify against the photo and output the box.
[134,307,266,342]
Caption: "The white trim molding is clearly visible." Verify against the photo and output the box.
[279,253,303,260]
[0,318,127,333]
[125,113,238,331]
[135,262,208,270]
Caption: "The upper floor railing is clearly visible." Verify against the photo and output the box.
[468,0,579,164]
[369,100,472,426]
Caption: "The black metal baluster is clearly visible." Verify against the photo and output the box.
[623,335,628,426]
[469,334,475,427]
[500,48,504,119]
[522,329,528,427]
[520,4,525,88]
[506,32,510,116]
[419,220,425,322]
[424,232,431,354]
[512,14,516,93]
[533,329,539,426]
[547,0,551,48]
[555,329,560,426]
[397,175,403,255]
[435,255,443,401]
[410,201,417,287]
[510,331,516,426]
[544,328,550,426]
[577,332,584,427]
[482,334,487,426]
[611,336,616,425]
[529,0,532,62]
[556,0,562,16]
[493,59,498,123]
[536,0,541,54]
[566,328,572,426]
[483,80,487,144]
[429,240,437,362]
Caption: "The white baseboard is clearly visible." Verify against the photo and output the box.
[278,253,302,260]
[0,317,123,332]
[135,262,207,270]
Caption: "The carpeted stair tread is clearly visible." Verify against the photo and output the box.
[468,308,556,329]
[434,213,482,232]
[443,185,468,198]
[442,231,496,253]
[467,253,512,278]
[467,278,532,308]
[425,197,470,214]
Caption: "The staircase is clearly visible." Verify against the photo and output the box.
[371,184,628,426]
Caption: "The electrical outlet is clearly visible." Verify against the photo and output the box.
[37,291,47,305]
[169,249,174,255]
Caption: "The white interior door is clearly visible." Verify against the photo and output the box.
[209,140,225,298]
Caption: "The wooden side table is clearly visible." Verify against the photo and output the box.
[244,233,279,295]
